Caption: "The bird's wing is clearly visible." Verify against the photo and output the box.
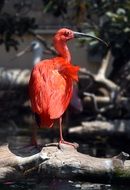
[29,62,55,128]
[48,60,80,119]
[29,58,80,121]
[48,72,73,119]
[29,64,47,114]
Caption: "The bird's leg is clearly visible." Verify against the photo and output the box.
[59,117,78,149]
[31,124,38,147]
[59,117,64,142]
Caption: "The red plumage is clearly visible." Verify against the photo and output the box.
[29,57,79,128]
[29,28,80,146]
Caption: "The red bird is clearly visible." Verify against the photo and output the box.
[29,28,107,147]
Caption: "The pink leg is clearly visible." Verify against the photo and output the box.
[59,117,64,142]
[59,117,78,148]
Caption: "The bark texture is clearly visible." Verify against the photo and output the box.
[0,144,130,184]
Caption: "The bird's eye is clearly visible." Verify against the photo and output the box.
[64,31,70,36]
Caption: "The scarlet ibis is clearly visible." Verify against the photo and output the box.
[28,28,108,147]
[12,39,82,146]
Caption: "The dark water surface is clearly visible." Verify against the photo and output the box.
[0,126,130,190]
[1,179,130,190]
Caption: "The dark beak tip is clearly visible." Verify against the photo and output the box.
[73,31,109,47]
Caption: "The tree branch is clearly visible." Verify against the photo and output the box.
[0,144,130,184]
[79,51,119,92]
[69,120,130,137]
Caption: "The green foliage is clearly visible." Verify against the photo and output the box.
[87,0,130,80]
[88,0,130,51]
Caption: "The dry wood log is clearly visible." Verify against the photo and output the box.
[79,51,124,115]
[0,143,130,184]
[0,144,48,182]
[69,120,130,138]
[0,68,30,89]
[0,68,31,121]
[79,51,119,92]
[83,95,129,106]
[94,50,118,91]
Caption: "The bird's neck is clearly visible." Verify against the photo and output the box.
[54,39,71,62]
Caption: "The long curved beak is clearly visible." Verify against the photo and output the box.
[74,31,108,47]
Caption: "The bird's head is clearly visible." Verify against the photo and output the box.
[54,28,75,42]
[54,28,108,46]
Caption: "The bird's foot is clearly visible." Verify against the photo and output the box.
[59,139,79,150]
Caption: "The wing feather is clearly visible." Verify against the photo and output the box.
[29,62,48,114]
[29,60,55,127]
[48,72,73,119]
[48,58,79,119]
[29,57,79,125]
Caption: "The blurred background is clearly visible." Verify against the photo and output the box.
[0,0,130,189]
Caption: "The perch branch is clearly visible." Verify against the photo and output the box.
[0,68,30,89]
[0,144,130,184]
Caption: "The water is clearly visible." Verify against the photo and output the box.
[0,126,130,190]
[1,180,130,190]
